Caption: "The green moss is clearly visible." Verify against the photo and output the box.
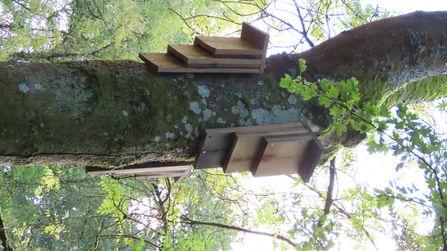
[388,75,447,105]
[0,63,207,166]
[260,73,284,107]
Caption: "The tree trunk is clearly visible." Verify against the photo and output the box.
[1,11,447,167]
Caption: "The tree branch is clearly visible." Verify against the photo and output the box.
[0,210,13,251]
[179,216,298,248]
[324,158,336,215]
[293,0,314,47]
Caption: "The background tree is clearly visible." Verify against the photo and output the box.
[0,0,265,61]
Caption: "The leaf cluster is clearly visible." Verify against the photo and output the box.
[281,60,447,249]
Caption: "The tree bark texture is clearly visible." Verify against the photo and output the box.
[1,11,447,167]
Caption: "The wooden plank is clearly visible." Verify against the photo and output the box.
[222,133,263,173]
[193,22,269,73]
[135,173,185,179]
[240,22,269,73]
[241,22,269,50]
[251,134,314,177]
[194,36,263,58]
[86,165,191,175]
[139,52,186,72]
[193,129,234,169]
[194,123,309,170]
[85,163,192,174]
[200,122,306,135]
[223,132,310,174]
[133,170,192,181]
[86,164,192,182]
[234,126,308,138]
[168,44,261,68]
[298,123,324,183]
[174,165,193,183]
[139,53,260,73]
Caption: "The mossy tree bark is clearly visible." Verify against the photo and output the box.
[1,11,447,167]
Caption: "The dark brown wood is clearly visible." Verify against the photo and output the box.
[139,53,185,72]
[195,123,313,168]
[194,122,323,181]
[194,36,263,58]
[240,22,269,50]
[240,22,269,73]
[251,134,313,177]
[139,52,260,73]
[298,123,324,183]
[222,125,309,173]
[85,162,193,183]
[168,44,261,68]
[174,165,193,182]
[223,132,263,173]
[193,129,234,169]
[139,22,269,74]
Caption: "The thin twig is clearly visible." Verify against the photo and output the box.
[179,216,298,248]
[324,158,336,215]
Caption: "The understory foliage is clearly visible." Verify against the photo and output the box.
[0,0,392,62]
[0,166,257,250]
[0,0,263,61]
[280,59,447,250]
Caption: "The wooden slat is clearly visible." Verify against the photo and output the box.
[139,53,260,73]
[298,123,324,183]
[86,165,191,175]
[251,134,314,177]
[193,129,234,169]
[168,44,261,68]
[194,123,309,170]
[86,164,192,183]
[234,126,308,138]
[223,132,310,174]
[194,36,263,58]
[222,133,262,173]
[135,173,185,179]
[240,22,269,73]
[139,52,186,72]
[194,122,323,181]
[174,165,193,183]
[241,22,269,50]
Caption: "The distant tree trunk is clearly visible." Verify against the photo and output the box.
[1,11,447,167]
[0,211,13,251]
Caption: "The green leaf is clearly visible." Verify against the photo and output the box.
[327,85,339,99]
[319,95,332,108]
[302,84,318,100]
[350,91,360,101]
[433,203,447,217]
[363,193,374,201]
[363,102,379,116]
[319,79,329,91]
[426,144,440,153]
[379,106,392,117]
[377,120,388,131]
[333,122,347,136]
[338,80,348,93]
[330,107,343,117]
[347,77,359,87]
[396,104,408,118]
[366,140,380,153]
[298,59,307,72]
[419,127,431,136]
[437,100,447,111]
[280,74,293,88]
[395,162,405,171]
